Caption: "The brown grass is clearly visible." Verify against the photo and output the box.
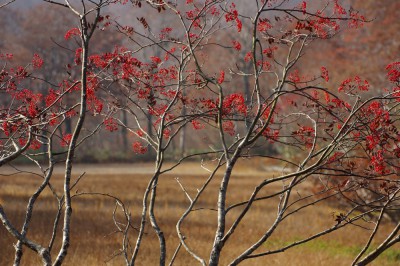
[0,162,399,265]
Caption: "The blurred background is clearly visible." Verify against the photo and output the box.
[0,0,398,163]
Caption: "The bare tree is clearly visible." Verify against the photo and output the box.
[0,0,110,264]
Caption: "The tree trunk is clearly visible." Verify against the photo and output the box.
[209,160,237,265]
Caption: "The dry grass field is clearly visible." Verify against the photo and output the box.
[0,162,399,265]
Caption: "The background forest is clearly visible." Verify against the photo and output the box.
[1,0,398,163]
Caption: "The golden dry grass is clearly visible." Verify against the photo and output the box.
[0,162,399,265]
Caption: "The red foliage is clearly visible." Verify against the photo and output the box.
[223,94,247,115]
[191,120,205,130]
[333,0,347,15]
[321,67,329,82]
[217,70,225,84]
[19,138,41,150]
[301,1,307,14]
[222,121,235,136]
[45,89,59,107]
[232,40,241,51]
[225,3,242,32]
[61,134,73,147]
[74,48,83,65]
[370,150,387,174]
[257,19,272,32]
[289,70,301,83]
[64,27,81,40]
[132,141,148,154]
[386,62,400,83]
[32,54,44,69]
[104,118,118,132]
[338,76,369,93]
[244,52,253,62]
